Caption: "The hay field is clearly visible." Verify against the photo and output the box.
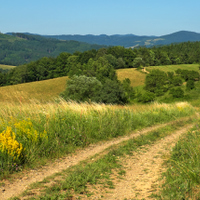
[0,69,146,103]
[0,64,16,70]
[0,76,68,103]
[1,64,198,104]
[116,68,146,87]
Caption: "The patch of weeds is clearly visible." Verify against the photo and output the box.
[143,168,149,173]
[118,169,126,176]
[0,182,5,187]
[39,178,50,184]
[106,180,115,189]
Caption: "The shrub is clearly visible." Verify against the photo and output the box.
[172,76,183,86]
[186,80,195,91]
[138,91,155,103]
[60,75,102,102]
[145,69,168,94]
[170,88,184,98]
[94,79,128,104]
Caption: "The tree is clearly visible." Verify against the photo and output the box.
[137,91,155,103]
[172,76,183,86]
[169,88,184,98]
[84,57,117,83]
[186,80,195,90]
[132,57,145,68]
[145,69,168,95]
[60,75,102,102]
[94,79,128,104]
[122,78,135,101]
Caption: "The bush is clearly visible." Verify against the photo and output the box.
[138,91,155,103]
[169,88,184,98]
[145,69,168,94]
[186,80,195,90]
[172,76,183,86]
[60,75,102,102]
[94,79,128,104]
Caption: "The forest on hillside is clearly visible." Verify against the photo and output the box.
[1,41,200,87]
[0,33,105,66]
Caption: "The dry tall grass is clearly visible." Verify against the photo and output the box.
[0,68,146,104]
[0,76,68,103]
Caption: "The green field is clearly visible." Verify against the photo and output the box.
[0,64,199,104]
[0,64,16,70]
[147,64,200,72]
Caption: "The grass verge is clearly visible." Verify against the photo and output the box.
[0,100,195,179]
[156,118,200,199]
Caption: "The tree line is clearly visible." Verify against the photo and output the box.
[1,41,200,86]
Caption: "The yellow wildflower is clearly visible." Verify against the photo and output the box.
[0,126,23,159]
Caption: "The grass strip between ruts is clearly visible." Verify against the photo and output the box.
[155,118,200,199]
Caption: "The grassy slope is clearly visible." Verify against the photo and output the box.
[0,64,198,104]
[0,64,16,70]
[147,64,200,72]
[0,68,146,103]
[116,68,146,87]
[0,76,68,103]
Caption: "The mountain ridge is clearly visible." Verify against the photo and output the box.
[40,30,200,47]
[0,33,106,65]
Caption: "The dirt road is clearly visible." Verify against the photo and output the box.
[0,122,193,200]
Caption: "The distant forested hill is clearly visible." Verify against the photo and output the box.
[0,33,105,66]
[1,40,200,87]
[2,31,200,66]
[43,31,200,47]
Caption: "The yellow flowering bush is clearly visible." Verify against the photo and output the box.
[0,118,48,174]
[0,126,23,160]
[14,119,48,143]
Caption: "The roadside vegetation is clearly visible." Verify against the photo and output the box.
[0,99,195,179]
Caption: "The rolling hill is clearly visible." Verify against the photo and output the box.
[43,31,200,48]
[0,33,105,66]
[2,30,200,66]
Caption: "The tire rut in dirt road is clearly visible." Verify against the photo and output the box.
[86,124,193,200]
[0,122,174,200]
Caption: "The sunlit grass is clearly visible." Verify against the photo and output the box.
[147,64,199,73]
[0,64,16,70]
[116,68,146,87]
[0,76,68,103]
[0,98,195,179]
[157,119,200,199]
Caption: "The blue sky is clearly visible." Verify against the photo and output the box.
[1,0,200,36]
